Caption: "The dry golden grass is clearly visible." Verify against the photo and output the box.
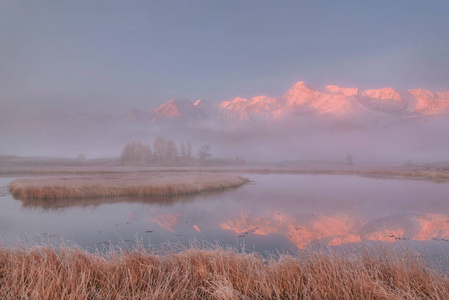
[0,243,448,299]
[9,173,249,200]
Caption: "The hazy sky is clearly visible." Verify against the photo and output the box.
[1,0,449,113]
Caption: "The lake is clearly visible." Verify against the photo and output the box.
[1,174,449,254]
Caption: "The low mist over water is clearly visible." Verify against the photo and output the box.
[2,86,449,164]
[2,2,449,297]
[1,2,449,163]
[2,174,449,252]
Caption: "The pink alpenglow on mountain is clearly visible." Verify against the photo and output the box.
[362,88,402,101]
[121,82,449,129]
[150,99,207,126]
[325,85,359,97]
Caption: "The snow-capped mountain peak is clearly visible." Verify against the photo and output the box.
[119,81,449,129]
[153,99,191,117]
[325,85,359,96]
[362,88,402,101]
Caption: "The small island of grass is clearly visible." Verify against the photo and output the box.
[9,173,249,200]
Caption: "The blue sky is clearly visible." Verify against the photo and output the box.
[1,0,448,113]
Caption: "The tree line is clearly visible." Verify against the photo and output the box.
[121,137,211,166]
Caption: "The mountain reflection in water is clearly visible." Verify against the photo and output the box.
[220,212,449,249]
[3,174,449,250]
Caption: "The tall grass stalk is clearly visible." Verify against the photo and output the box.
[0,243,448,299]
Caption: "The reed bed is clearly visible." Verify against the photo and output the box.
[0,243,448,299]
[8,173,249,200]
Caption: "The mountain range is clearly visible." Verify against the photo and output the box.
[2,81,449,159]
[120,81,449,130]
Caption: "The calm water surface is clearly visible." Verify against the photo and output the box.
[1,174,449,254]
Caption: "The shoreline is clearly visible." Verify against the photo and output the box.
[2,166,449,183]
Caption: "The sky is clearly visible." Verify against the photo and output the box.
[1,0,449,114]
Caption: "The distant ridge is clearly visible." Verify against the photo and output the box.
[119,82,449,129]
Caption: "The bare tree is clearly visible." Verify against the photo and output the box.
[198,144,211,160]
[345,153,353,165]
[121,142,153,166]
[179,143,186,159]
[186,142,192,160]
[121,142,134,165]
[166,140,179,163]
[235,156,246,166]
[138,144,152,165]
[153,137,167,163]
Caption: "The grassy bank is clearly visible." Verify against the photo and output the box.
[2,165,449,183]
[9,173,249,200]
[0,243,448,299]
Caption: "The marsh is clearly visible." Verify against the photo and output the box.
[2,173,449,255]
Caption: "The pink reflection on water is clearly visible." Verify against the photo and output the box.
[152,214,180,232]
[220,212,449,249]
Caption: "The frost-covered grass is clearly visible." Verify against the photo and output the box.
[0,243,448,299]
[8,173,249,200]
[243,168,449,181]
[361,169,449,180]
[3,165,448,182]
